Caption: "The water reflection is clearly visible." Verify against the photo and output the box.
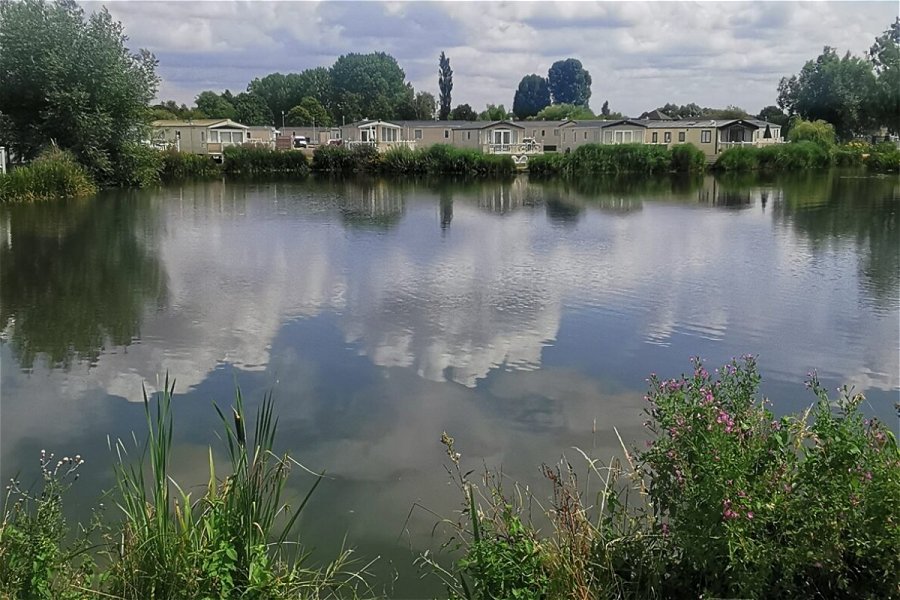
[1,172,896,596]
[0,194,167,369]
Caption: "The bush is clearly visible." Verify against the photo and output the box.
[639,357,900,598]
[866,142,900,173]
[669,143,706,172]
[427,357,900,599]
[311,145,356,172]
[788,119,837,150]
[527,152,569,176]
[715,142,831,171]
[160,150,221,180]
[222,145,308,176]
[568,143,671,174]
[0,147,97,201]
[109,143,164,187]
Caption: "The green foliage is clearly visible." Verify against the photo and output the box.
[513,74,551,119]
[414,91,437,120]
[427,358,900,599]
[778,46,878,140]
[439,52,453,121]
[0,147,97,202]
[478,104,510,121]
[638,357,900,598]
[222,145,309,176]
[314,144,515,176]
[533,103,595,121]
[449,104,478,121]
[788,119,837,149]
[233,92,273,126]
[715,141,832,171]
[0,0,159,185]
[194,91,236,120]
[530,144,704,176]
[160,150,221,180]
[0,453,95,599]
[330,52,415,123]
[548,58,592,107]
[311,145,381,173]
[568,144,672,175]
[864,142,900,172]
[285,96,332,127]
[868,18,900,133]
[110,142,164,188]
[669,143,706,172]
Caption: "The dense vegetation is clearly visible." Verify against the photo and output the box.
[0,147,96,202]
[425,357,900,599]
[529,143,706,176]
[312,144,516,176]
[3,359,896,598]
[0,0,159,186]
[0,381,372,599]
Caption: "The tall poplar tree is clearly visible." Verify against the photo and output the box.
[438,52,453,120]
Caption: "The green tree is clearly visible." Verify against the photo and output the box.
[757,105,791,135]
[195,91,236,119]
[868,18,900,133]
[512,74,551,119]
[601,100,609,116]
[0,0,159,182]
[449,103,477,121]
[330,52,414,123]
[777,46,877,140]
[704,105,749,119]
[285,96,332,127]
[478,104,510,121]
[247,73,301,121]
[414,91,436,120]
[788,119,836,149]
[548,58,592,106]
[438,52,453,120]
[233,92,273,125]
[533,103,595,121]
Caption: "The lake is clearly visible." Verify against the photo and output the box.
[1,171,897,596]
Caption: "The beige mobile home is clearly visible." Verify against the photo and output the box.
[645,119,782,160]
[558,119,648,152]
[151,119,251,159]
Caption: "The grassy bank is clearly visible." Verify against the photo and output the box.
[715,141,900,173]
[2,358,896,598]
[528,143,706,176]
[426,357,900,599]
[0,148,97,202]
[312,144,516,176]
[0,380,373,599]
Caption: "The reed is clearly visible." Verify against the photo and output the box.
[222,145,309,176]
[0,147,96,202]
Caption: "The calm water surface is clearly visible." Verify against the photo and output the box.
[1,172,898,595]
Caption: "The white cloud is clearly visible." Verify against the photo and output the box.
[79,1,896,115]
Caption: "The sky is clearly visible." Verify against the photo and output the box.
[82,1,898,117]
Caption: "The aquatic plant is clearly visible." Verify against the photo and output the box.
[0,147,96,202]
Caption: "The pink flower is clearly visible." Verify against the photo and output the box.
[746,511,754,520]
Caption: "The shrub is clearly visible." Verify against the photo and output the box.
[568,143,672,174]
[669,143,706,172]
[788,119,837,150]
[427,357,900,599]
[527,152,569,176]
[715,142,831,171]
[222,145,308,176]
[109,143,164,187]
[715,146,760,171]
[0,453,94,599]
[311,145,356,172]
[866,142,900,173]
[160,150,221,180]
[0,146,97,201]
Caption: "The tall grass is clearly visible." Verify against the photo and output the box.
[715,141,833,171]
[0,379,374,599]
[312,144,516,176]
[222,145,309,176]
[529,143,705,177]
[160,150,221,180]
[0,147,97,202]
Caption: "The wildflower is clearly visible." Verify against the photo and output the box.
[746,511,754,520]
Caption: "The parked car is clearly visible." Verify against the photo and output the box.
[292,136,308,149]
